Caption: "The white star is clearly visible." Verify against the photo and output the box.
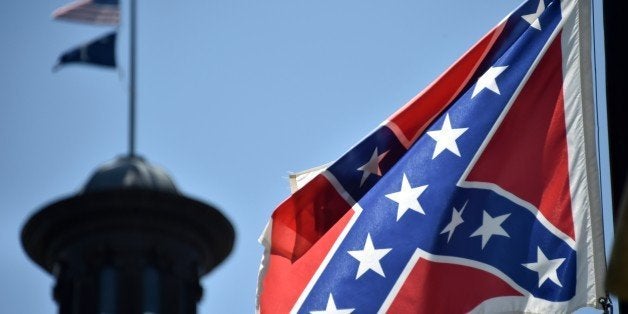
[440,201,467,243]
[356,148,389,186]
[385,174,428,221]
[522,0,546,30]
[470,211,510,249]
[471,66,508,98]
[310,293,355,314]
[347,234,392,279]
[426,114,468,159]
[522,247,566,288]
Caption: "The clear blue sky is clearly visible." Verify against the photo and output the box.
[0,0,611,313]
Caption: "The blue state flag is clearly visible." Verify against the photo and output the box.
[54,32,116,71]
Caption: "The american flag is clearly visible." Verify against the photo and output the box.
[257,0,606,312]
[52,0,119,25]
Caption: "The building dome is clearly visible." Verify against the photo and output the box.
[22,155,234,313]
[83,156,178,194]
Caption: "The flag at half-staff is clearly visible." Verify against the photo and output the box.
[257,0,607,312]
[54,32,116,71]
[52,0,119,25]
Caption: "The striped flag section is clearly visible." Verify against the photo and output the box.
[52,0,119,25]
[257,0,606,313]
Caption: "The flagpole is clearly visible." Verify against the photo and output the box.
[128,0,137,157]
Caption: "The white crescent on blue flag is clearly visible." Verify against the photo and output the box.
[54,32,116,70]
[257,0,606,312]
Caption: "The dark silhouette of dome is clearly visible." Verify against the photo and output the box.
[22,155,235,313]
[83,156,178,194]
